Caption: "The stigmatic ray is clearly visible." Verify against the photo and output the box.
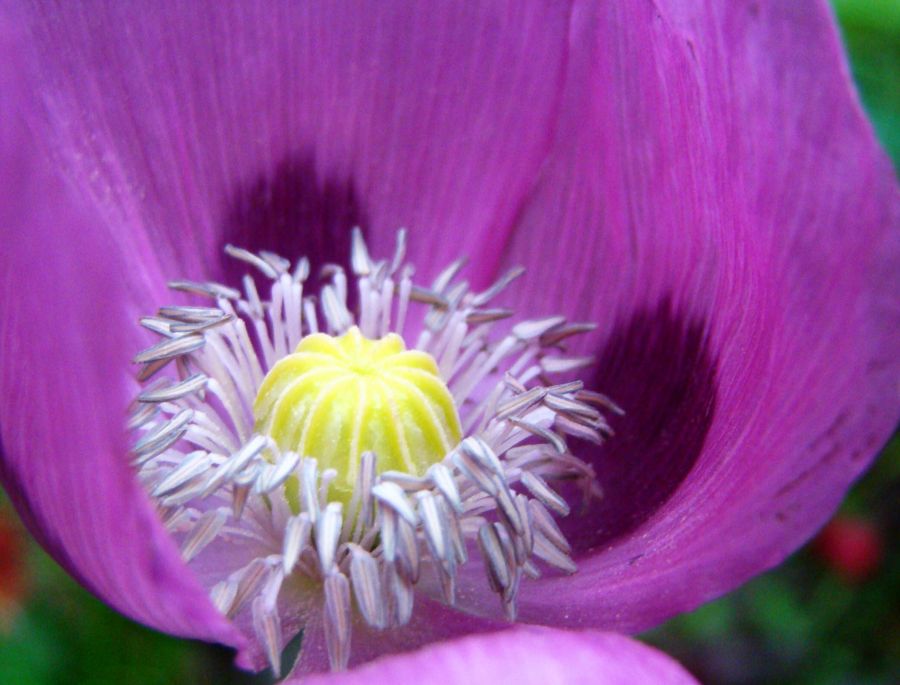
[129,229,616,674]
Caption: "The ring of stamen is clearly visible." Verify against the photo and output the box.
[130,228,615,674]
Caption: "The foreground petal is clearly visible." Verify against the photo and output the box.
[19,0,573,282]
[486,0,899,630]
[0,19,245,653]
[294,597,505,674]
[297,628,698,685]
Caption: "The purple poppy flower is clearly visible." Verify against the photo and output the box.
[1,0,897,681]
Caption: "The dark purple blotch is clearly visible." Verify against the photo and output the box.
[568,298,718,552]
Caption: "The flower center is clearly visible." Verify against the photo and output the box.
[253,326,461,503]
[129,230,613,675]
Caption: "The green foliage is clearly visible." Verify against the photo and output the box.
[645,439,900,684]
[833,0,900,168]
[0,493,266,685]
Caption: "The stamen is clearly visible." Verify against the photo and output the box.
[129,229,615,672]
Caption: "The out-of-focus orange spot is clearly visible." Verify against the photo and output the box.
[814,515,884,583]
[0,509,28,632]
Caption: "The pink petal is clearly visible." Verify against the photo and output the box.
[296,628,698,685]
[19,0,574,282]
[484,0,899,631]
[0,18,245,652]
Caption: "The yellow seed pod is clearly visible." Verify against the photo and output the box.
[254,326,461,502]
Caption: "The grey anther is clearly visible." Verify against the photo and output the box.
[379,470,430,492]
[133,334,205,364]
[515,493,535,555]
[394,516,420,583]
[543,393,600,419]
[548,380,584,395]
[228,559,269,617]
[354,451,377,530]
[538,322,596,347]
[389,228,407,274]
[241,274,264,318]
[460,436,504,477]
[540,355,594,374]
[532,535,577,574]
[416,491,447,563]
[138,373,208,403]
[219,434,268,480]
[160,481,210,509]
[169,313,233,334]
[350,227,373,275]
[470,266,524,307]
[443,280,468,308]
[324,572,352,671]
[442,497,468,564]
[139,316,175,337]
[259,250,291,274]
[316,502,343,574]
[252,596,283,677]
[233,462,261,487]
[409,285,449,308]
[575,389,626,416]
[492,475,523,535]
[520,471,571,516]
[371,481,418,526]
[231,484,250,519]
[255,451,301,494]
[387,566,414,626]
[431,257,467,294]
[507,417,567,454]
[465,308,513,324]
[127,403,159,430]
[181,508,228,562]
[528,499,571,554]
[321,286,353,332]
[451,449,497,496]
[495,387,547,421]
[151,451,212,498]
[379,507,398,563]
[225,244,278,279]
[348,545,385,628]
[438,562,457,606]
[157,305,225,322]
[522,559,542,579]
[167,279,241,300]
[427,463,462,513]
[493,522,519,581]
[210,579,238,615]
[160,505,191,532]
[477,523,510,591]
[503,373,528,394]
[301,458,320,522]
[290,256,310,283]
[137,357,174,382]
[554,414,604,445]
[511,316,566,341]
[282,513,311,575]
[133,408,194,458]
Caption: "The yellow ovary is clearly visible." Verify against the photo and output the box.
[253,327,461,505]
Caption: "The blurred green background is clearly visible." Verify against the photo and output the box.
[1,3,897,684]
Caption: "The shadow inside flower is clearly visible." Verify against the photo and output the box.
[566,299,718,552]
